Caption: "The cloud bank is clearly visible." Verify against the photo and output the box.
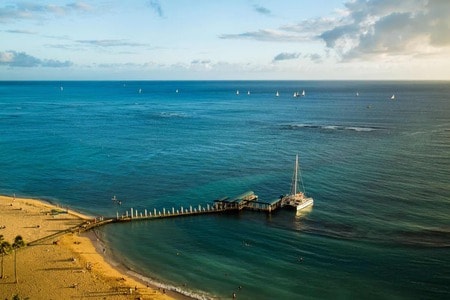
[319,0,450,60]
[0,1,93,23]
[221,0,450,61]
[0,51,72,67]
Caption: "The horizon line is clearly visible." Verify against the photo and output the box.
[1,79,449,82]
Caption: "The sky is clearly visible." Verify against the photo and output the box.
[1,0,449,80]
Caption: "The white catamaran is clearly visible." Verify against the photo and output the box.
[282,154,314,212]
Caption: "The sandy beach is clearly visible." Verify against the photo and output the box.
[0,195,177,300]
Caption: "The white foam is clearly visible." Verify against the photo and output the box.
[127,270,215,300]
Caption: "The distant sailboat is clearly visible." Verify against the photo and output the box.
[356,92,359,97]
[60,86,63,91]
[391,94,395,100]
[247,91,250,95]
[176,89,179,93]
[293,92,298,98]
[236,90,240,95]
[138,88,142,94]
[301,90,305,97]
[276,91,280,97]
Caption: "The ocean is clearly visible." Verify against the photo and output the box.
[0,81,449,299]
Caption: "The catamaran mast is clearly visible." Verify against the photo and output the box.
[294,154,298,195]
[290,153,308,196]
[299,155,307,195]
[290,154,299,195]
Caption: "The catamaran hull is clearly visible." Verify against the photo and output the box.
[296,199,314,211]
[282,197,314,212]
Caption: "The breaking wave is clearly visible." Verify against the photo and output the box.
[280,123,387,132]
[127,270,215,300]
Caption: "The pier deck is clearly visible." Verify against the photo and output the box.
[79,191,286,232]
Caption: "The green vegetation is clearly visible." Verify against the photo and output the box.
[0,234,12,278]
[11,235,25,284]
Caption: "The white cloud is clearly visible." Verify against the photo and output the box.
[219,0,450,63]
[319,0,450,61]
[219,29,308,42]
[253,4,271,16]
[67,2,93,12]
[190,59,213,70]
[95,62,156,69]
[42,59,73,67]
[305,53,322,63]
[273,52,301,62]
[76,39,149,47]
[0,2,93,23]
[148,0,164,17]
[219,16,340,43]
[4,29,37,34]
[281,17,341,37]
[0,51,72,67]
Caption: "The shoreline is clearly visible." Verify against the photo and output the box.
[86,229,198,300]
[0,194,191,300]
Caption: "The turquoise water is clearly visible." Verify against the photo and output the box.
[0,81,449,299]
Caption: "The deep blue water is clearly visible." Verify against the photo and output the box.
[1,81,449,299]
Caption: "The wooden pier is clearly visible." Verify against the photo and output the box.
[77,191,285,232]
[115,191,282,221]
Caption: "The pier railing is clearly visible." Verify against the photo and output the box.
[117,202,228,222]
[77,191,285,232]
